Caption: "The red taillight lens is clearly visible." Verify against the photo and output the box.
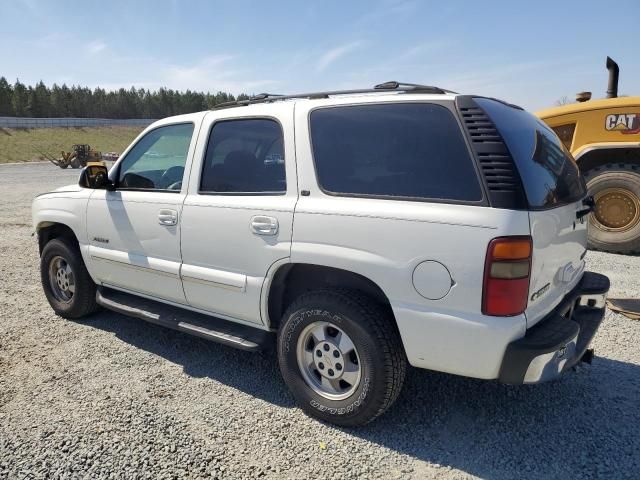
[482,236,532,316]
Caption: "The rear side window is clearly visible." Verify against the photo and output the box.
[309,103,483,202]
[200,118,286,194]
[476,99,586,209]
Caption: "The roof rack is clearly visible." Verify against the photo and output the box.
[211,81,455,110]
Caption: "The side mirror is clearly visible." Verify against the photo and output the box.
[79,164,114,190]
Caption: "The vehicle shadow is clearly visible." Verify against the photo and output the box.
[88,310,639,479]
[89,310,292,408]
[358,359,639,478]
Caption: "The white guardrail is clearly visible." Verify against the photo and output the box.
[0,117,156,128]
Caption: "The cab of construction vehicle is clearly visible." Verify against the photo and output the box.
[536,57,640,254]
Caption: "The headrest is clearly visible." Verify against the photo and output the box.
[223,150,261,175]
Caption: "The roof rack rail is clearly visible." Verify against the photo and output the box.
[374,81,456,93]
[210,81,454,110]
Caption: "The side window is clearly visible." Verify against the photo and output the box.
[476,98,586,209]
[118,123,194,191]
[309,103,483,202]
[200,119,286,194]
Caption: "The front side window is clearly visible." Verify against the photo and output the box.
[118,123,194,191]
[476,98,586,209]
[309,103,483,202]
[200,118,286,194]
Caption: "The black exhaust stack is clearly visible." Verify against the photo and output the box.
[606,56,619,98]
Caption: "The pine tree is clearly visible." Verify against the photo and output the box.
[0,76,247,118]
[12,79,28,116]
[34,81,51,116]
[0,77,13,115]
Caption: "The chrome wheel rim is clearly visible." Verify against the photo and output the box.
[592,187,640,232]
[296,321,361,400]
[48,255,75,303]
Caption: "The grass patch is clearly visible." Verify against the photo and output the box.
[0,126,145,164]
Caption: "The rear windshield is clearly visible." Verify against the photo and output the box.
[309,103,483,202]
[476,98,586,209]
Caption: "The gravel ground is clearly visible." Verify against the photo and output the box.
[1,162,639,479]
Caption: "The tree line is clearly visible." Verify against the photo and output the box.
[0,77,250,119]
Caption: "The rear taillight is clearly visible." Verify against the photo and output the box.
[482,236,532,316]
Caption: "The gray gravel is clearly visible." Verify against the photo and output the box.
[1,162,639,479]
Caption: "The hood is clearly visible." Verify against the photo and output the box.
[34,184,83,199]
[54,184,83,193]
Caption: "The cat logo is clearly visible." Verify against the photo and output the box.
[605,113,640,134]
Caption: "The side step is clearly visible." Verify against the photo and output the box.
[96,287,272,351]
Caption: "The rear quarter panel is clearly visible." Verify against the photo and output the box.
[292,97,531,379]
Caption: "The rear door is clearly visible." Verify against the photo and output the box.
[180,104,297,325]
[528,200,587,324]
[477,98,588,326]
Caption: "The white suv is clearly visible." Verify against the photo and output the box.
[33,83,610,426]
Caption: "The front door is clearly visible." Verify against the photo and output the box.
[86,122,196,304]
[180,106,297,324]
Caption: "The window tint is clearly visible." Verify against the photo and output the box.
[118,123,193,191]
[552,123,576,150]
[200,119,286,194]
[476,98,586,209]
[310,103,482,202]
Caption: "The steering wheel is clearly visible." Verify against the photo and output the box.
[159,166,184,190]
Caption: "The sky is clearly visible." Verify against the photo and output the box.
[1,0,639,111]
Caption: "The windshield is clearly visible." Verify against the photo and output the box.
[476,98,586,209]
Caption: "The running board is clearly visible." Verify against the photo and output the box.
[96,287,271,351]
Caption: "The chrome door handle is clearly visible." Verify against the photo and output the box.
[250,215,278,235]
[158,209,178,226]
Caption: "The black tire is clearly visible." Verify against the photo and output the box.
[70,158,81,169]
[277,289,406,427]
[40,238,99,319]
[60,163,69,169]
[584,164,640,254]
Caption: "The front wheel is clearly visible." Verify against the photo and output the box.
[277,290,406,426]
[584,164,640,254]
[40,238,99,319]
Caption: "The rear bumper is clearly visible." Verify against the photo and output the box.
[498,271,610,384]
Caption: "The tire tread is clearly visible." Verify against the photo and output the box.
[40,238,99,319]
[281,288,407,425]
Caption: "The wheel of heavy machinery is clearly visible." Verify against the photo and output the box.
[584,164,640,254]
[59,163,69,169]
[70,157,81,169]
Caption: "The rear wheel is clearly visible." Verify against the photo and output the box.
[40,238,99,319]
[277,290,406,426]
[584,164,640,254]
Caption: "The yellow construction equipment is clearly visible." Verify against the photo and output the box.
[48,144,103,169]
[537,57,640,254]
